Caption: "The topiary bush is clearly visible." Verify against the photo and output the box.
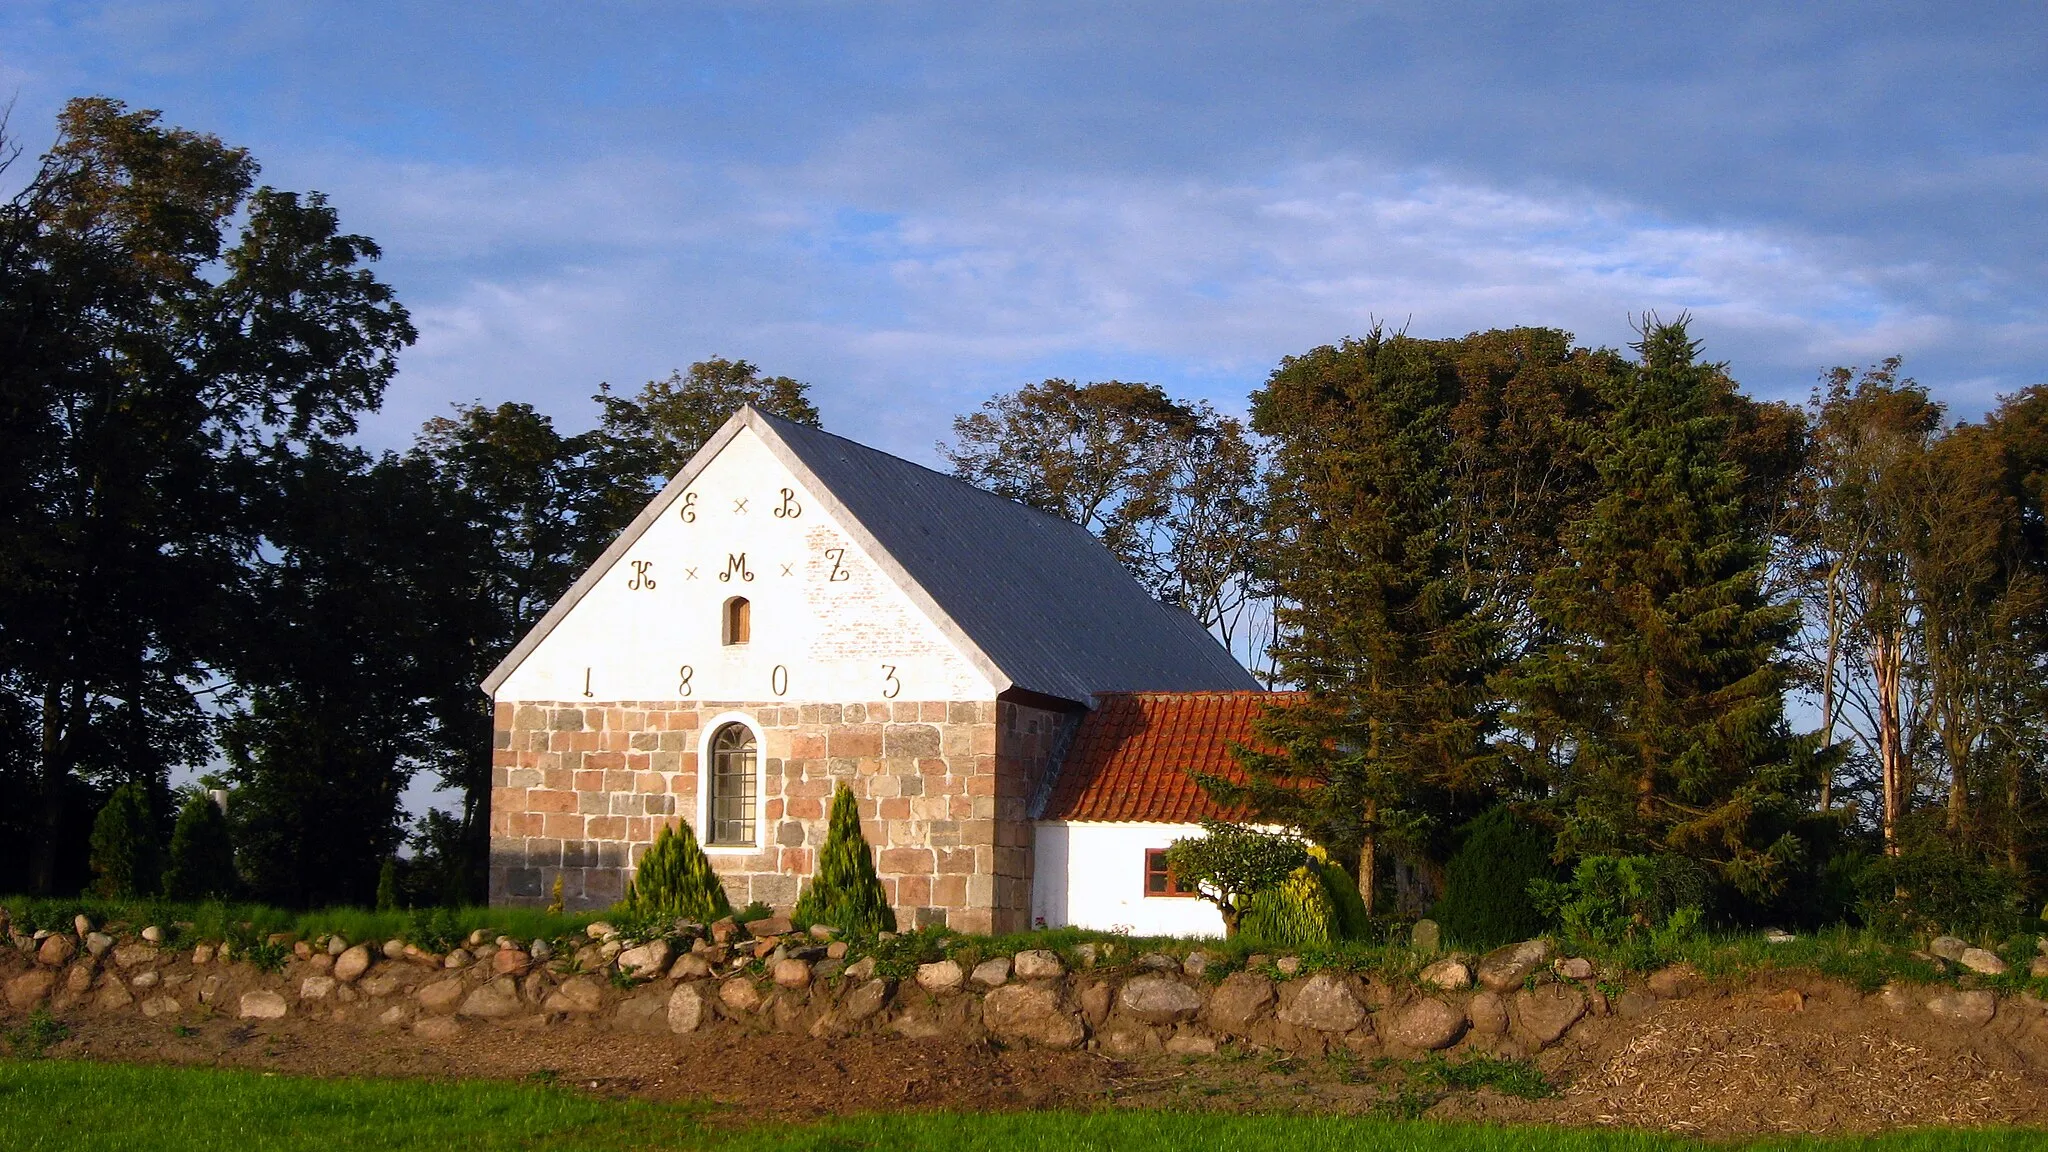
[1431,805,1557,948]
[1241,861,1337,948]
[623,820,734,926]
[793,784,896,934]
[88,782,160,899]
[162,791,238,902]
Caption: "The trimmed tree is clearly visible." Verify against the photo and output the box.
[624,821,733,923]
[1163,820,1310,936]
[1430,804,1556,948]
[794,784,896,934]
[89,782,160,899]
[162,791,239,901]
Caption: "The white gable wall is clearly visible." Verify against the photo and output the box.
[1032,820,1226,938]
[495,425,995,705]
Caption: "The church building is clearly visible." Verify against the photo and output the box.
[484,406,1264,935]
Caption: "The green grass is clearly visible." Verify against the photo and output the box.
[3,1059,2046,1152]
[0,896,604,952]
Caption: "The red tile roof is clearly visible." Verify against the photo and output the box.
[1042,691,1302,823]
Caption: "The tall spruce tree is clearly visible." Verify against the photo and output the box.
[1217,330,1499,914]
[1502,317,1816,898]
[793,784,896,934]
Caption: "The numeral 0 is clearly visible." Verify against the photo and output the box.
[771,665,789,697]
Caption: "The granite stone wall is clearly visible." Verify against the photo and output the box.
[491,696,1043,932]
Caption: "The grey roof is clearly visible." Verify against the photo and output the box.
[483,405,1259,704]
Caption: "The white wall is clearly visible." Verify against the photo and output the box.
[497,425,995,704]
[1032,821,1226,938]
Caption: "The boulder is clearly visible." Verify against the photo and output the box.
[238,991,288,1020]
[73,915,92,938]
[299,976,337,1001]
[743,915,794,938]
[416,980,467,1015]
[191,944,215,966]
[1182,951,1215,978]
[982,983,1085,1049]
[1475,939,1549,992]
[1013,949,1064,981]
[443,948,473,970]
[1410,919,1442,953]
[970,957,1012,989]
[94,981,133,1011]
[667,983,707,1033]
[1926,989,1997,1028]
[772,959,812,989]
[84,932,114,957]
[1165,1030,1219,1055]
[1959,948,2009,976]
[1135,952,1181,973]
[140,995,182,1019]
[618,941,673,981]
[841,978,893,1024]
[458,978,523,1018]
[1078,981,1114,1027]
[65,963,95,993]
[916,960,965,994]
[586,922,617,940]
[1119,975,1204,1025]
[544,976,605,1014]
[1467,990,1510,1035]
[843,956,877,983]
[140,926,162,944]
[1206,971,1276,1035]
[383,939,406,960]
[1513,984,1586,1046]
[1930,936,1970,962]
[1098,1020,1163,1056]
[333,945,374,983]
[1277,973,1366,1033]
[1418,958,1472,991]
[2032,955,2048,981]
[361,972,405,998]
[1387,998,1466,1050]
[1274,956,1302,976]
[718,978,762,1014]
[5,969,55,1009]
[670,953,712,979]
[1554,957,1594,980]
[1646,964,1703,999]
[37,935,75,967]
[413,1016,463,1041]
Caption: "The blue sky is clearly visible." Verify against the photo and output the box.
[5,2,2045,465]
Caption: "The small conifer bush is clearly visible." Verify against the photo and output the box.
[1432,804,1557,948]
[793,784,896,934]
[89,782,160,899]
[162,791,239,901]
[623,821,733,924]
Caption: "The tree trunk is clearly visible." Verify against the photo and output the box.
[1819,566,1843,810]
[1357,827,1377,919]
[1871,625,1908,856]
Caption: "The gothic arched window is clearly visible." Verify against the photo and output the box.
[708,722,757,846]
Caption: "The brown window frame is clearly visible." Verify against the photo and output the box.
[1144,848,1199,898]
[722,596,751,645]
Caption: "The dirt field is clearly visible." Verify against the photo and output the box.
[28,972,2048,1139]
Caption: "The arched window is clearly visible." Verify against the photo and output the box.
[708,722,757,846]
[722,596,751,645]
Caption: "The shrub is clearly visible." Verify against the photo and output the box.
[375,857,400,911]
[1241,863,1336,947]
[1164,820,1309,936]
[1855,843,2027,939]
[1431,805,1555,949]
[793,784,896,935]
[1531,854,1711,967]
[622,821,733,925]
[162,791,238,902]
[88,783,160,899]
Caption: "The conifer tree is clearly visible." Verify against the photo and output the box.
[162,791,238,901]
[89,782,160,899]
[623,820,733,923]
[1217,329,1500,915]
[793,784,896,934]
[1502,317,1817,897]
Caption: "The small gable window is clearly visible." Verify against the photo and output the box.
[709,723,757,846]
[723,597,751,645]
[1144,849,1198,898]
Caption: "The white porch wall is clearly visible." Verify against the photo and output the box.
[1032,820,1225,938]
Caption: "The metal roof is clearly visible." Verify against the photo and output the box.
[484,406,1260,704]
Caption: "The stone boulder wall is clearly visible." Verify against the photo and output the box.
[1,926,2038,1066]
